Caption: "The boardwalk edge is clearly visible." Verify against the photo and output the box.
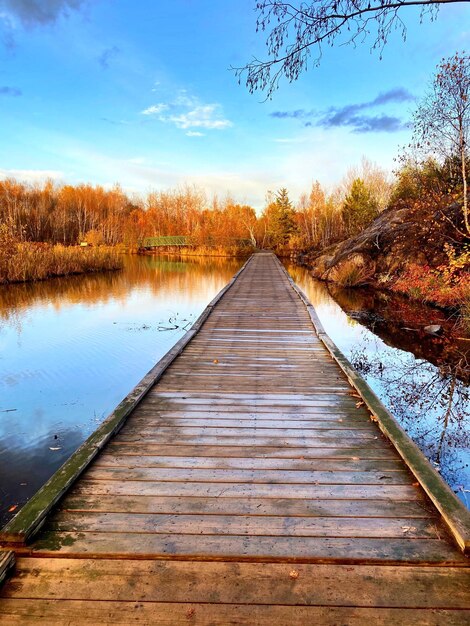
[0,256,254,548]
[0,552,15,587]
[278,257,470,555]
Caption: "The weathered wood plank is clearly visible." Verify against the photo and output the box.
[26,532,468,563]
[83,466,412,485]
[3,559,469,608]
[58,495,435,518]
[93,454,405,471]
[46,512,439,538]
[72,480,425,500]
[1,600,468,626]
[118,426,380,439]
[104,443,399,459]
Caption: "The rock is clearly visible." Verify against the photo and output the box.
[424,324,442,335]
[301,201,464,290]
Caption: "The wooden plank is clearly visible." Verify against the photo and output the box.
[25,532,468,563]
[72,480,425,500]
[118,426,380,439]
[144,395,358,405]
[46,512,440,538]
[93,454,405,471]
[103,442,398,458]
[83,466,412,485]
[125,417,378,428]
[112,434,389,446]
[1,600,468,626]
[59,495,436,518]
[3,559,469,608]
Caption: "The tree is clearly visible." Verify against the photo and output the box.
[411,52,470,235]
[342,178,379,235]
[235,1,467,96]
[265,188,297,247]
[341,157,392,212]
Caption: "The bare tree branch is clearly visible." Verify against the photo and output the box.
[234,0,470,97]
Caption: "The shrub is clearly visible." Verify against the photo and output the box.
[392,244,470,310]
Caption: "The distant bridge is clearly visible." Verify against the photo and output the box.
[141,236,190,248]
[140,236,253,249]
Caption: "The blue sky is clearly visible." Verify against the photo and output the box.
[0,0,469,208]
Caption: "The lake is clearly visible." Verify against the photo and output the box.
[0,254,468,524]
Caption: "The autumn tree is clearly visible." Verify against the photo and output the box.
[411,52,470,235]
[236,1,468,96]
[342,178,379,236]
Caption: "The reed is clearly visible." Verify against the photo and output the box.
[0,235,122,284]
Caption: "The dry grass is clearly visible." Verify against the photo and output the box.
[0,239,122,284]
[329,259,373,287]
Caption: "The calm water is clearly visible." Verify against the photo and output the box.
[1,255,468,525]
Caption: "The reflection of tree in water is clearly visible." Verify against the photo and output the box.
[350,335,470,504]
[0,254,243,331]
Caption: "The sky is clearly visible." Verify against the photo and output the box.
[0,0,469,209]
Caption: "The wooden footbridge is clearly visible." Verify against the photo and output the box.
[1,253,469,624]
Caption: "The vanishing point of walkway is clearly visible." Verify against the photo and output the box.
[0,253,469,624]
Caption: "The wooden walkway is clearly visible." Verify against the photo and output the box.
[0,252,469,624]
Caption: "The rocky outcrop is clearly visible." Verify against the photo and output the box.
[299,202,464,286]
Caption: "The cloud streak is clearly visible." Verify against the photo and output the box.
[270,88,413,133]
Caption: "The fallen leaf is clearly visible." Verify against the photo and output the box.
[186,608,196,619]
[412,482,420,487]
[213,359,219,364]
[8,505,17,513]
[355,401,364,408]
[401,526,417,533]
[370,414,379,422]
[289,569,299,579]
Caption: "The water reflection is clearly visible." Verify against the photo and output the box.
[284,263,470,508]
[0,254,243,525]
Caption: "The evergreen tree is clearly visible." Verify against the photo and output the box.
[342,178,379,236]
[266,188,297,247]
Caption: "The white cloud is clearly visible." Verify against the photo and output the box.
[0,168,63,183]
[168,104,231,130]
[140,90,232,131]
[141,103,168,115]
[186,131,204,137]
